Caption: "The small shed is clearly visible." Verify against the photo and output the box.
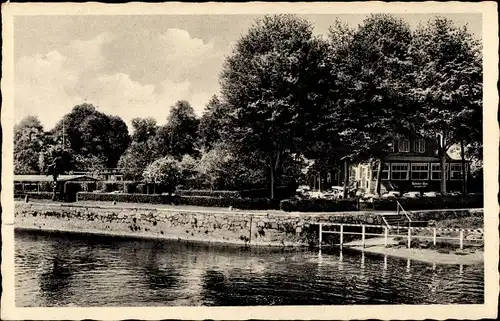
[14,175,101,193]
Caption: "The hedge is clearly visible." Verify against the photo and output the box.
[176,189,241,198]
[76,192,280,210]
[372,195,483,211]
[77,192,178,204]
[15,191,54,200]
[280,198,359,212]
[178,195,279,210]
[240,187,296,199]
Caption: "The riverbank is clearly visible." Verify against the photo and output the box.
[14,200,483,252]
[344,237,483,265]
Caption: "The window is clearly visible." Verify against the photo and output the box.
[450,164,466,180]
[431,163,449,180]
[391,163,409,180]
[372,163,390,180]
[411,163,429,180]
[398,139,410,152]
[413,139,425,153]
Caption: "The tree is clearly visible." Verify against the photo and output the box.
[220,14,336,199]
[330,14,419,195]
[14,116,47,174]
[38,145,74,200]
[118,117,159,180]
[52,103,130,169]
[164,100,200,159]
[410,17,482,194]
[198,95,229,151]
[142,156,182,195]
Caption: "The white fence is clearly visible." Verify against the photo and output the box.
[317,222,483,250]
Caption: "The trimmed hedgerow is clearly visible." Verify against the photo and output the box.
[176,189,241,198]
[76,192,279,210]
[240,187,296,199]
[77,192,179,204]
[177,195,280,210]
[15,192,54,200]
[372,195,483,211]
[279,198,359,212]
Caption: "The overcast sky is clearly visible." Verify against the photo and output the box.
[14,13,482,130]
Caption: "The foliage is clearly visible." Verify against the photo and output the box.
[76,192,279,210]
[198,95,229,151]
[52,103,130,168]
[331,14,419,162]
[220,14,337,199]
[14,116,47,174]
[164,100,200,159]
[176,189,241,197]
[280,198,359,212]
[372,195,483,210]
[38,145,74,180]
[196,145,268,190]
[142,156,182,194]
[410,17,482,150]
[118,117,159,180]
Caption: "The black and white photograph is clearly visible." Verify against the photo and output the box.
[1,2,498,320]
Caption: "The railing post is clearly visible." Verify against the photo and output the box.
[459,229,464,250]
[340,224,344,247]
[384,226,388,247]
[361,225,366,248]
[407,228,411,249]
[319,223,322,249]
[433,228,437,246]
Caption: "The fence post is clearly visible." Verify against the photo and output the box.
[459,229,464,250]
[384,226,388,247]
[340,224,344,247]
[361,225,366,248]
[433,228,437,246]
[407,228,411,249]
[319,223,322,249]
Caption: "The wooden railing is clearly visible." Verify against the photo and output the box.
[317,222,483,250]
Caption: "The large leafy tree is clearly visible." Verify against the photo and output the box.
[118,117,159,180]
[142,156,182,195]
[14,116,47,174]
[410,17,482,194]
[198,95,229,151]
[220,14,336,199]
[330,14,419,195]
[164,100,200,159]
[52,103,130,169]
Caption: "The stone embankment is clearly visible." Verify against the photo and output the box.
[14,201,483,247]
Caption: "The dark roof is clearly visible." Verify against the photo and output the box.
[14,175,101,182]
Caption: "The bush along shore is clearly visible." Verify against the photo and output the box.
[16,190,484,213]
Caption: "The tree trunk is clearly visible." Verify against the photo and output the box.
[440,148,447,195]
[342,159,349,198]
[376,159,383,195]
[460,139,467,195]
[269,156,275,200]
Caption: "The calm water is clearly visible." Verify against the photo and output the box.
[15,229,484,307]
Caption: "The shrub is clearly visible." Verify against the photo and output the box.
[177,195,279,210]
[279,198,358,212]
[372,195,483,211]
[77,192,179,204]
[240,186,296,199]
[15,191,54,200]
[176,189,241,198]
[76,192,279,210]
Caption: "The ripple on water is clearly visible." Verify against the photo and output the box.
[14,230,485,307]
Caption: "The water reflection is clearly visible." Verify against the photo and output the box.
[15,229,484,307]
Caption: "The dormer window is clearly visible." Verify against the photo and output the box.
[398,139,410,152]
[413,139,425,153]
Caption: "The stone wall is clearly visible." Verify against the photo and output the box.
[14,202,483,247]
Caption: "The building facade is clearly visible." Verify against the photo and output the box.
[352,137,469,194]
